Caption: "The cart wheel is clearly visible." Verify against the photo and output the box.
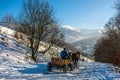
[69,63,73,71]
[63,65,68,73]
[47,62,52,72]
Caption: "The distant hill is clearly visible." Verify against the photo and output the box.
[59,25,103,54]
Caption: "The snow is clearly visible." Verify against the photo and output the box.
[0,26,15,36]
[62,25,81,32]
[1,60,120,80]
[0,26,120,80]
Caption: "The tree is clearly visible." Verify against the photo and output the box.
[0,14,15,28]
[94,0,120,65]
[94,36,115,63]
[16,0,64,61]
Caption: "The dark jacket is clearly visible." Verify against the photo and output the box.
[60,50,67,59]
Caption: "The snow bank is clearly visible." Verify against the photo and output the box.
[80,55,94,62]
[0,26,15,36]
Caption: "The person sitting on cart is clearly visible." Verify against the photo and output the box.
[60,48,68,59]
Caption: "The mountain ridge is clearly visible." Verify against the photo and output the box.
[59,25,103,54]
[59,25,103,42]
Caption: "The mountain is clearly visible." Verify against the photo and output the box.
[59,25,103,54]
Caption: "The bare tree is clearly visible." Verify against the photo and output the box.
[16,0,64,61]
[94,0,120,65]
[0,14,15,28]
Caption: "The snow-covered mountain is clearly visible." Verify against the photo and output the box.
[59,25,103,54]
[60,25,103,43]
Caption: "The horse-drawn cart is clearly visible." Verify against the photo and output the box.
[47,57,73,72]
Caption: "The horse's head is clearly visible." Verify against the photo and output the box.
[71,51,81,60]
[76,51,81,54]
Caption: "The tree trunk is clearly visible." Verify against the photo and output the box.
[31,49,36,61]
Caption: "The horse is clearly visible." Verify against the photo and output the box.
[71,52,81,69]
[67,51,81,69]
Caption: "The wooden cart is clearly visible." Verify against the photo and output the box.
[47,57,73,72]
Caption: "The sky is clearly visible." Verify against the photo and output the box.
[0,0,117,29]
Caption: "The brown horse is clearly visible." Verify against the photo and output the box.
[72,52,81,68]
[67,51,80,69]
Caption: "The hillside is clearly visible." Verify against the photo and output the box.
[73,35,101,54]
[59,25,103,54]
[0,27,49,63]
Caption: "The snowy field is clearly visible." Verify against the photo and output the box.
[1,60,120,80]
[0,26,120,80]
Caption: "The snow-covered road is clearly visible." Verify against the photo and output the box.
[0,61,120,80]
